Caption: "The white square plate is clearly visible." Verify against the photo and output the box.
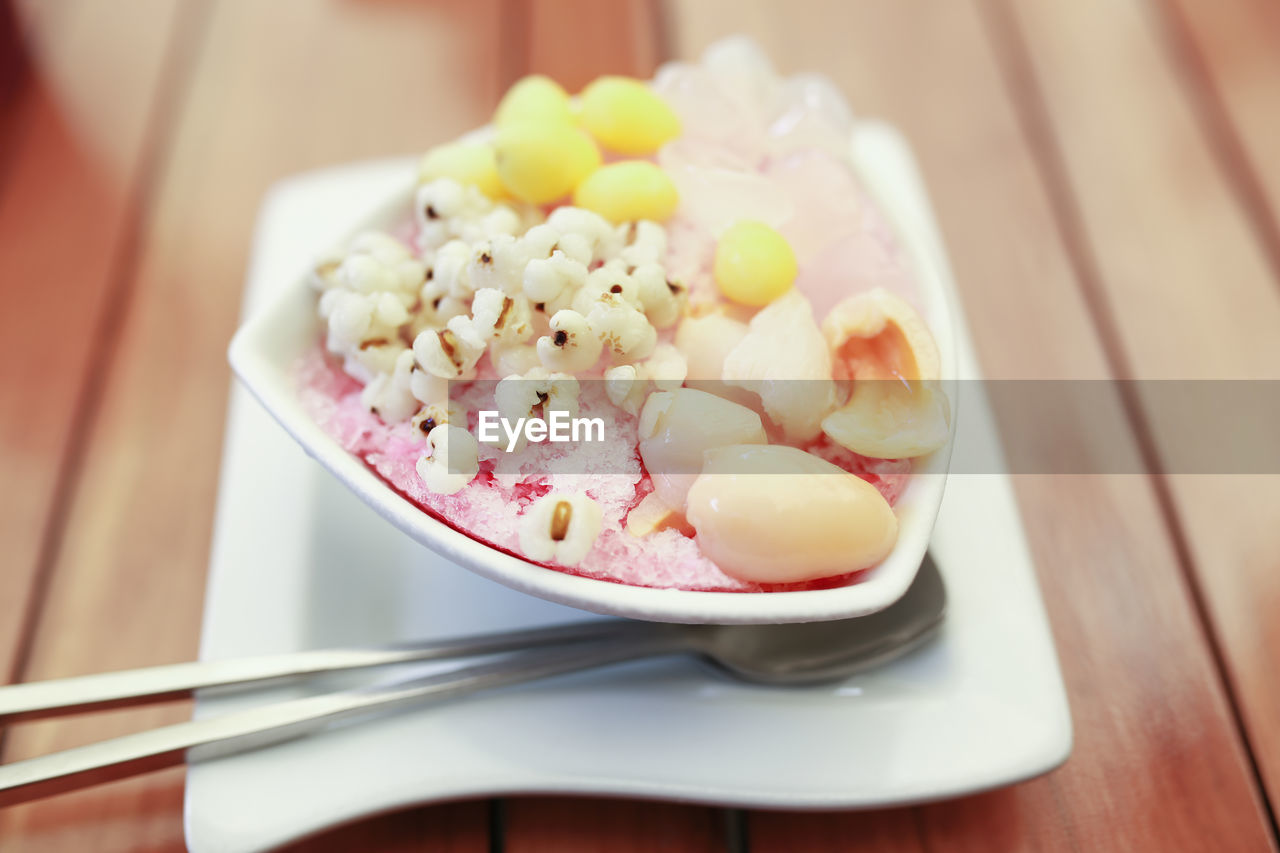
[185,126,1071,852]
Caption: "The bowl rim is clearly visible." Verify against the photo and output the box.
[228,126,957,624]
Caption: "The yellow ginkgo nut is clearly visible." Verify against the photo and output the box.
[714,221,798,307]
[579,76,681,155]
[495,75,574,127]
[494,122,601,204]
[572,161,679,223]
[418,142,506,199]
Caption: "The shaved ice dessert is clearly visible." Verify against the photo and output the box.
[300,38,949,593]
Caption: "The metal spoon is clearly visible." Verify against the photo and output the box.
[0,556,944,807]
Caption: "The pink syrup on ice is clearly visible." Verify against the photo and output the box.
[299,65,926,591]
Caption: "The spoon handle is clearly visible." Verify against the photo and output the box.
[0,636,683,808]
[0,620,660,723]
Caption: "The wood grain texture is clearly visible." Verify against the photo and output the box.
[504,798,727,853]
[0,1,502,849]
[518,0,663,91]
[279,800,490,853]
[0,0,24,127]
[1,0,1277,848]
[1159,0,1280,274]
[750,807,921,852]
[0,0,182,683]
[999,0,1280,818]
[669,0,1276,849]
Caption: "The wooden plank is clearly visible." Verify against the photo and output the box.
[0,0,182,680]
[1002,0,1280,816]
[668,0,1275,849]
[750,809,920,852]
[519,0,663,91]
[280,801,490,852]
[0,0,502,849]
[1160,0,1280,275]
[0,0,24,124]
[503,798,727,853]
[498,3,729,850]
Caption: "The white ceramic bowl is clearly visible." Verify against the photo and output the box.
[229,129,956,624]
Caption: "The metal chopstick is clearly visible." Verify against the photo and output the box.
[0,620,661,724]
[0,635,683,808]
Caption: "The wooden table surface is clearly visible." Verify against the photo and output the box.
[1,0,1278,849]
